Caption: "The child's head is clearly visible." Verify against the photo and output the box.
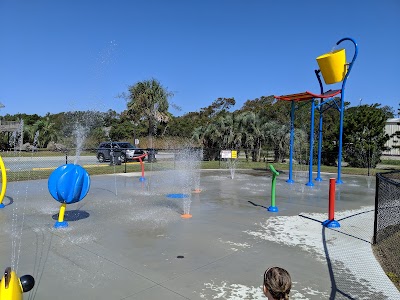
[263,267,291,300]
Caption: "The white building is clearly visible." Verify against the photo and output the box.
[383,118,400,156]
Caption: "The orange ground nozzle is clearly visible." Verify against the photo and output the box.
[181,214,192,219]
[192,189,202,194]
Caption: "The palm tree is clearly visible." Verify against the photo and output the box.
[24,124,37,144]
[192,114,236,160]
[263,121,292,163]
[33,117,58,148]
[237,111,268,161]
[126,78,173,148]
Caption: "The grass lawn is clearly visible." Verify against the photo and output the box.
[372,230,400,291]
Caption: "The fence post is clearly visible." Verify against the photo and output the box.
[373,173,380,244]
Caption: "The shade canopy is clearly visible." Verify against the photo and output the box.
[275,89,341,102]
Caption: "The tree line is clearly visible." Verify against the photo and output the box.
[1,78,395,168]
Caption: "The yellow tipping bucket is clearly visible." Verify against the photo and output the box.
[316,48,347,84]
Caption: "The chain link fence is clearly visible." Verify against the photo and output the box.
[1,146,395,182]
[373,170,400,244]
[372,170,400,289]
[0,147,271,181]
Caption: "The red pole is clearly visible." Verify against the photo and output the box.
[139,157,145,178]
[328,178,336,220]
[131,153,147,181]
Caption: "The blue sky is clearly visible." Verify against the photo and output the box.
[0,0,399,117]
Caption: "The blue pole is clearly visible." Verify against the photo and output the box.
[336,37,358,184]
[287,101,295,183]
[337,100,345,184]
[315,110,323,181]
[306,99,315,186]
[315,70,324,182]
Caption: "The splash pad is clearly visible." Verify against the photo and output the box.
[0,166,397,299]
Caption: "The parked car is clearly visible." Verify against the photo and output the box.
[96,142,145,163]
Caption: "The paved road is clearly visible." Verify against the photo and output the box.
[2,156,99,171]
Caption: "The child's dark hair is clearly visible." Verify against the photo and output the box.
[263,267,291,300]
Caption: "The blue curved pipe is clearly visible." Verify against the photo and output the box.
[315,70,324,182]
[336,37,358,184]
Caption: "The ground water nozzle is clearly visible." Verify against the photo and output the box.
[268,164,279,212]
[0,267,34,300]
[48,164,90,228]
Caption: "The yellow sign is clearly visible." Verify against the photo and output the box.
[231,150,237,159]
